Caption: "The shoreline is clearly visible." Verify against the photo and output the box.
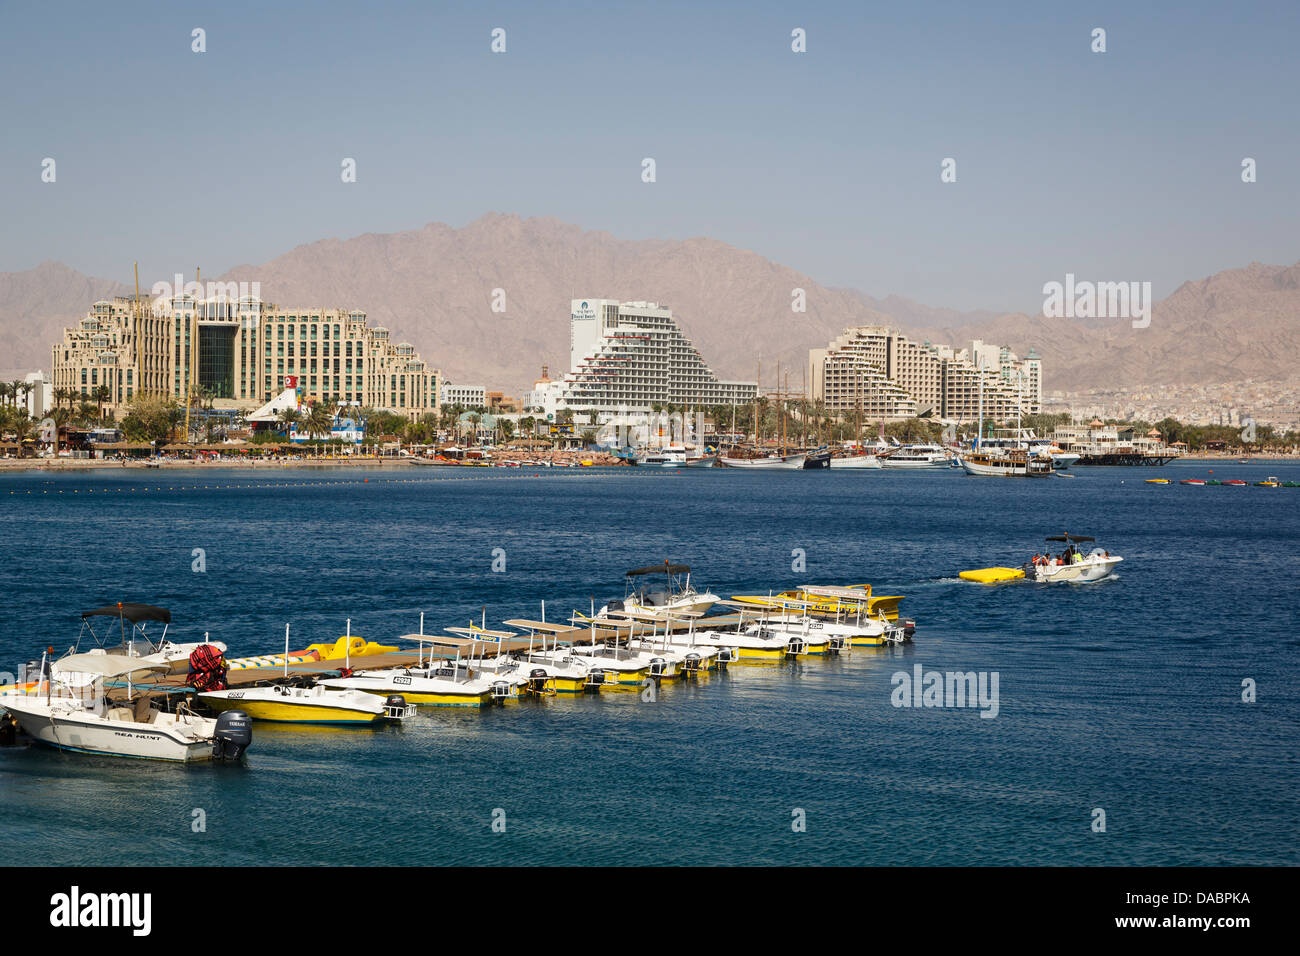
[1,452,1298,474]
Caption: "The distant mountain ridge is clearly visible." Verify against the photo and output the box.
[2,215,1298,395]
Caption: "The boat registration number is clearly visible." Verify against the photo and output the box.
[393,676,412,685]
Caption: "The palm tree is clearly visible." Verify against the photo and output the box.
[277,406,301,438]
[299,403,333,440]
[91,384,112,422]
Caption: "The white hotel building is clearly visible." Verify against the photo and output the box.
[524,299,757,422]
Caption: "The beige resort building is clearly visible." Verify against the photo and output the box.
[809,326,1041,424]
[50,296,440,421]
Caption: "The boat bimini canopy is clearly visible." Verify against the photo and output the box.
[81,603,172,624]
[626,563,690,577]
[1045,534,1096,543]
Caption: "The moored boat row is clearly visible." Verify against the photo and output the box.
[0,565,918,763]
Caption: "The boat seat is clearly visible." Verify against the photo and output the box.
[106,707,135,722]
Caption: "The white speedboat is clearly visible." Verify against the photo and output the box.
[682,455,718,468]
[64,602,227,674]
[719,452,807,469]
[599,562,719,618]
[881,444,950,468]
[199,683,414,724]
[1026,534,1123,582]
[1,655,251,762]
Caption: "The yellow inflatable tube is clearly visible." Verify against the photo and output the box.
[304,635,399,661]
[959,567,1025,585]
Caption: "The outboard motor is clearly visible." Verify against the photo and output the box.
[383,694,412,720]
[211,710,253,762]
[648,657,668,679]
[606,599,624,613]
[490,680,513,702]
[683,652,703,674]
[584,669,607,692]
[528,668,550,694]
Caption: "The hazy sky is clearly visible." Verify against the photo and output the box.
[3,0,1297,314]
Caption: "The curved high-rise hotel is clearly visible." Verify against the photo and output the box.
[524,299,757,421]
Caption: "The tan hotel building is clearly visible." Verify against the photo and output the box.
[809,326,1041,424]
[51,296,440,420]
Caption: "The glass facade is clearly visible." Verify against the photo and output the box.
[198,324,238,398]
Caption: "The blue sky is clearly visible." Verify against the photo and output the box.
[2,0,1297,313]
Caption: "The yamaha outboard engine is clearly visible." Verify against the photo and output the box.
[528,668,550,694]
[211,710,253,762]
[383,694,411,720]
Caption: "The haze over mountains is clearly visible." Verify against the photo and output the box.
[2,214,1298,395]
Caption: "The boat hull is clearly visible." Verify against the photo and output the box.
[1032,556,1123,583]
[199,689,384,725]
[719,454,807,469]
[959,455,1053,477]
[2,699,214,762]
[829,455,882,469]
[320,675,494,708]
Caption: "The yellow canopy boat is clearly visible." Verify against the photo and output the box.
[730,584,905,622]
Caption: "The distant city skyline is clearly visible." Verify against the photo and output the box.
[4,1,1299,315]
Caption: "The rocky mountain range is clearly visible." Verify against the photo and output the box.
[3,214,1297,396]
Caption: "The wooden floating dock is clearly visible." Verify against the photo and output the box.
[116,614,753,700]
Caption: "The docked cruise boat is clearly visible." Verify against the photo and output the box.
[880,444,950,468]
[719,451,807,469]
[959,447,1054,477]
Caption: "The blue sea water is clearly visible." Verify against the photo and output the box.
[0,460,1296,866]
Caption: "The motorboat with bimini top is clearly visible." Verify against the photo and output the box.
[961,533,1123,584]
[63,603,227,675]
[0,651,251,761]
[1025,534,1123,582]
[599,562,719,618]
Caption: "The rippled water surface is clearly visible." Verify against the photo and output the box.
[1,460,1296,865]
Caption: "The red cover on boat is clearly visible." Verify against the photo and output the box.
[187,644,228,691]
